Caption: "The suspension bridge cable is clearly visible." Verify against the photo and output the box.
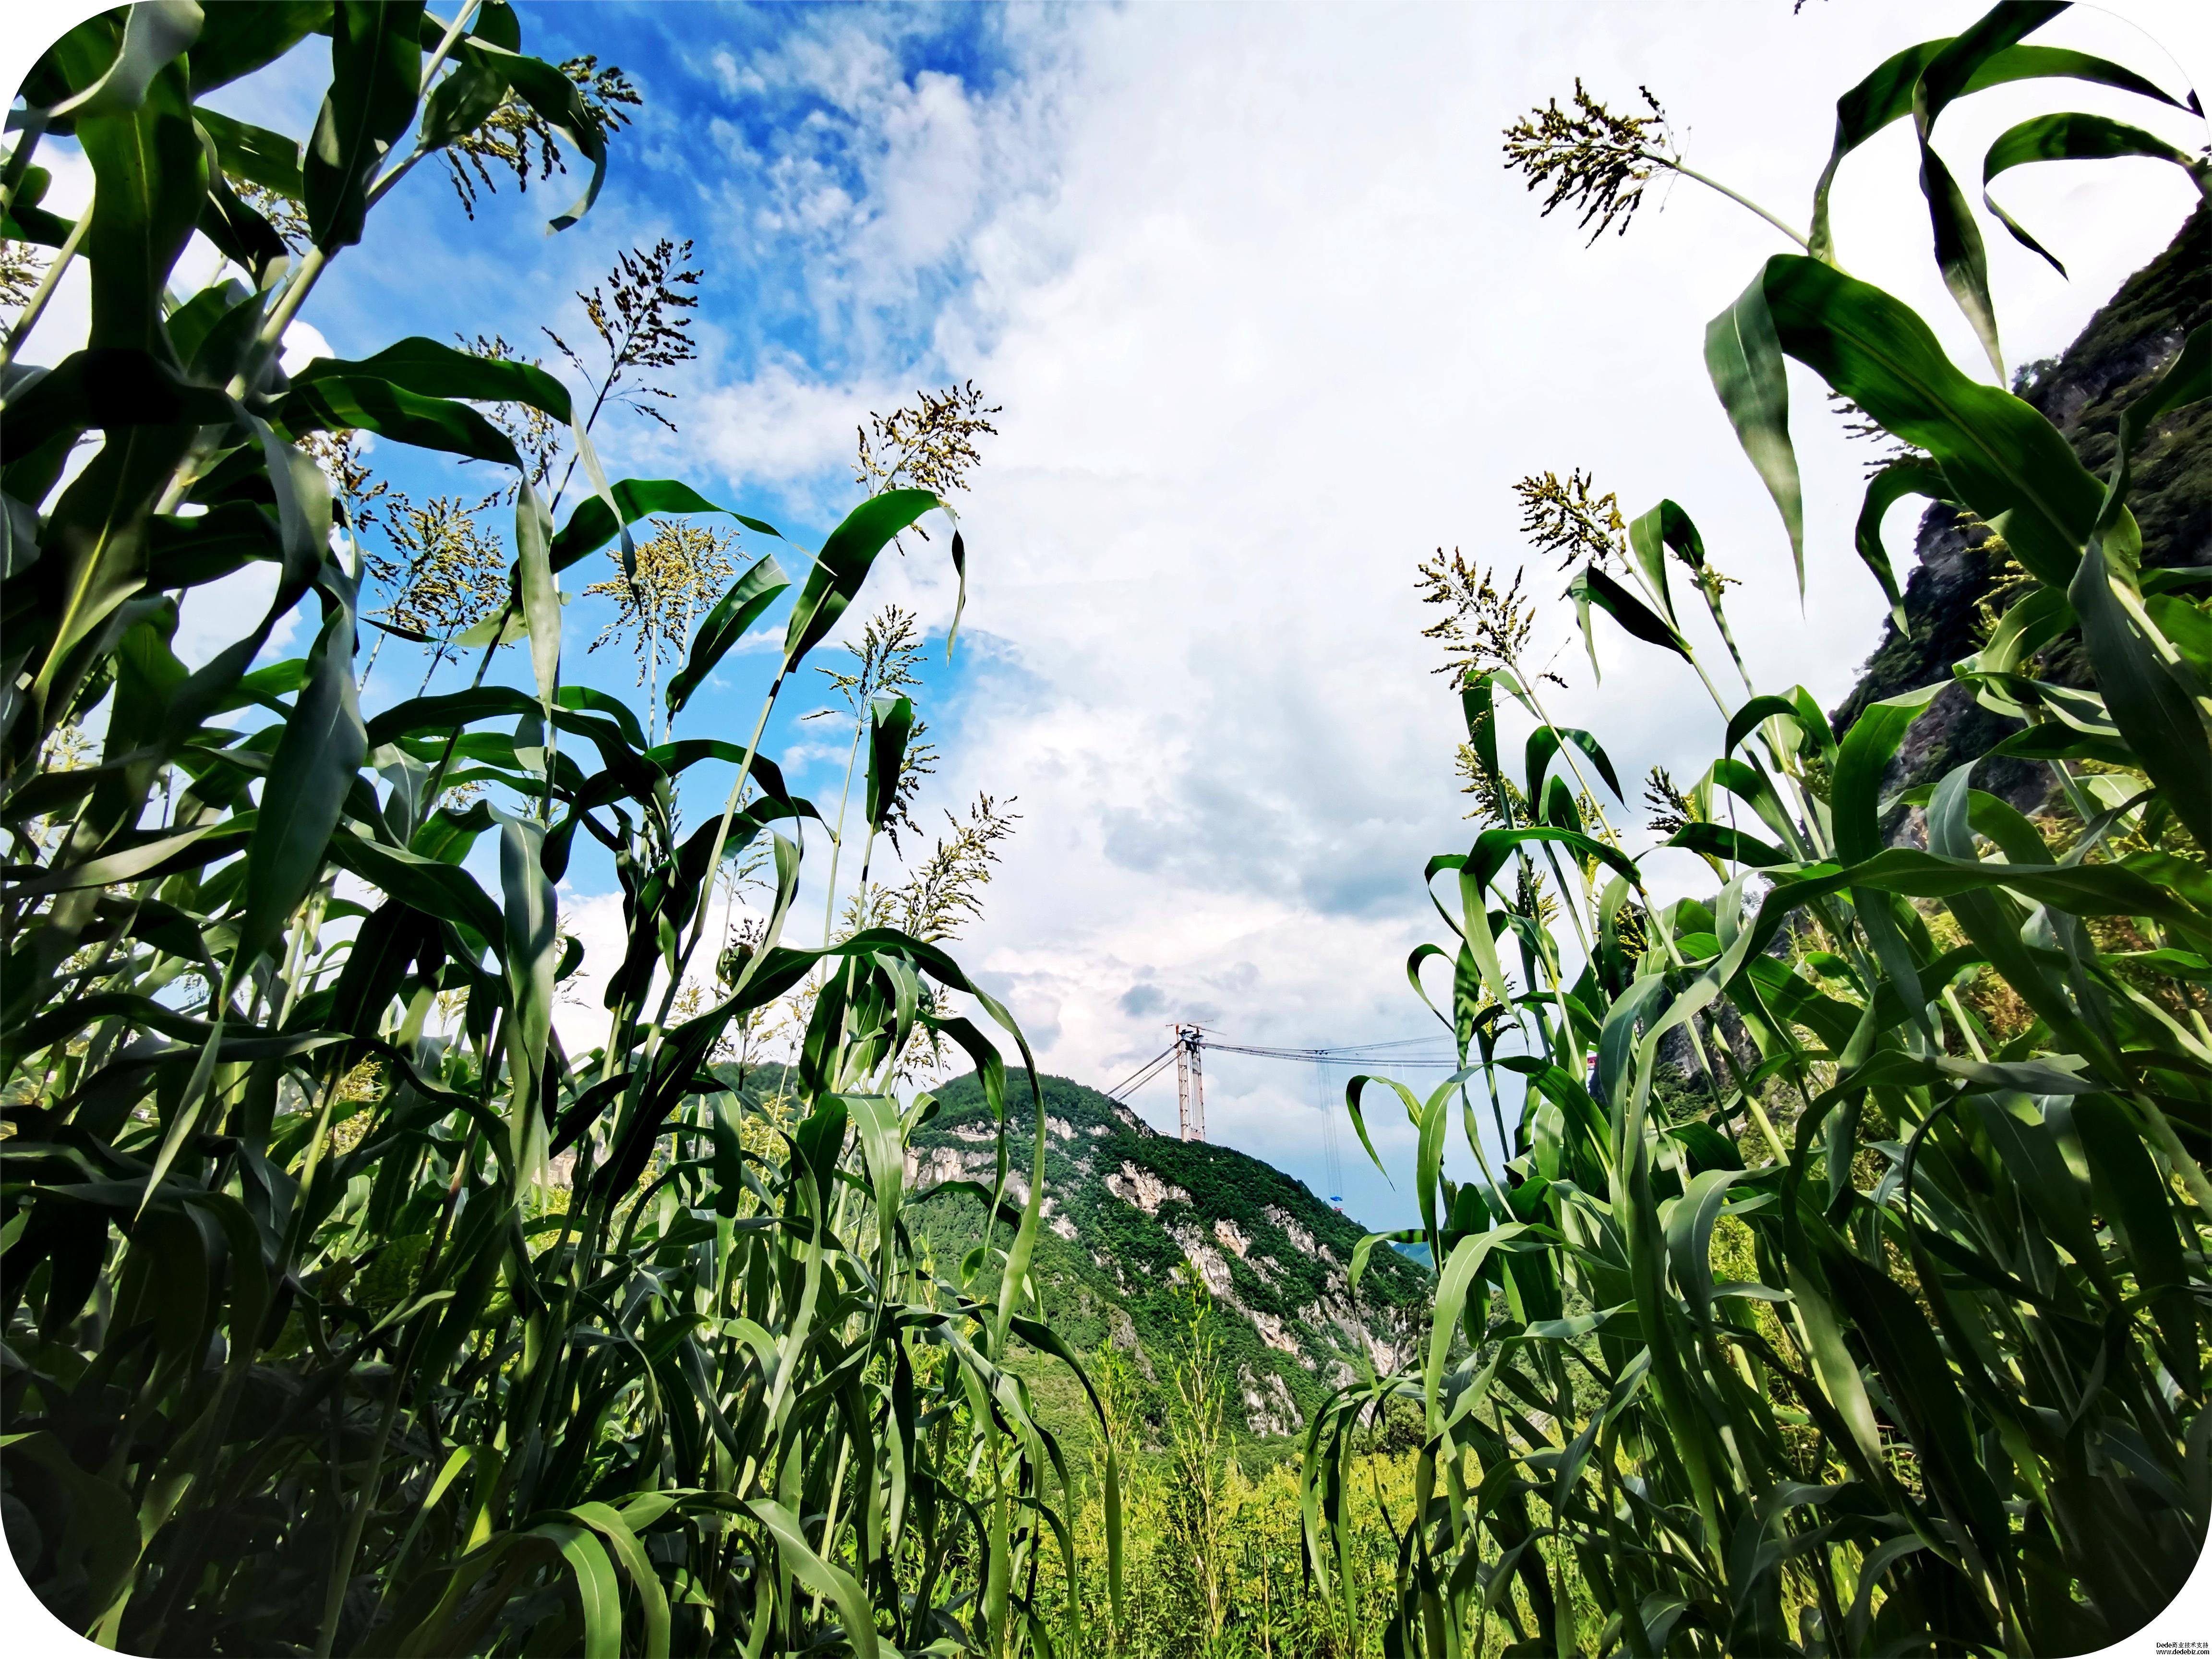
[1203,1032,1446,1056]
[1315,1054,1346,1207]
[1105,1046,1179,1100]
[1200,1040,1462,1067]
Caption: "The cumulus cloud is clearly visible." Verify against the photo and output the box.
[549,890,634,1056]
[173,565,308,671]
[672,14,1068,366]
[686,364,858,482]
[279,320,333,375]
[663,0,2205,1224]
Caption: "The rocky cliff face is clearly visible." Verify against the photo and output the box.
[1828,205,2209,831]
[907,1070,1428,1441]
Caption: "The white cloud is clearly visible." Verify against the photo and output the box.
[173,563,307,671]
[553,1,2212,1223]
[858,69,987,274]
[676,14,1075,389]
[771,0,2207,1222]
[280,320,333,375]
[688,358,874,495]
[550,890,633,1056]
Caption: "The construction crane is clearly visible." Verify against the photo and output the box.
[1105,1025,1459,1207]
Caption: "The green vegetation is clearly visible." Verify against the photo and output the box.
[868,1070,1439,1655]
[4,3,2210,1657]
[1296,9,2212,1656]
[1831,204,2211,814]
[1058,1281,1425,1659]
[895,1070,1429,1460]
[1,6,1098,1656]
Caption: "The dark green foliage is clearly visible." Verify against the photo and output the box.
[1308,9,2212,1655]
[1830,204,2210,819]
[0,11,1100,1658]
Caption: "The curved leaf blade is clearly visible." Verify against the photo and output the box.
[237,589,364,974]
[302,0,424,252]
[1705,273,1805,590]
[1761,253,2103,587]
[782,488,943,668]
[665,553,790,721]
[1982,113,2202,274]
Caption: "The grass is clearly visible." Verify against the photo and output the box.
[4,5,2209,1658]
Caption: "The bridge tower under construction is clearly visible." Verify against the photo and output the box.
[1109,1022,1458,1186]
[1173,1022,1206,1141]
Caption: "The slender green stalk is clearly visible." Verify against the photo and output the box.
[1641,151,1814,251]
[820,718,867,948]
[661,673,784,1012]
[0,200,87,378]
[0,115,46,218]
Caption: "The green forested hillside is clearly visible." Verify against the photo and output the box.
[900,1070,1430,1454]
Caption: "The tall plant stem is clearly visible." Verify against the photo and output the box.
[310,1111,474,1659]
[414,635,456,697]
[2132,1088,2212,1225]
[0,202,87,379]
[1516,674,1626,840]
[0,116,46,218]
[228,244,331,404]
[148,0,487,519]
[1614,558,1837,866]
[1515,672,1747,1120]
[1698,583,1757,696]
[855,822,880,896]
[820,719,868,948]
[1538,840,1597,966]
[411,221,652,812]
[1643,151,1813,251]
[659,675,784,1022]
[313,1378,399,1655]
[417,626,508,808]
[223,1,483,409]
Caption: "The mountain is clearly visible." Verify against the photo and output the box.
[1830,204,2208,823]
[903,1070,1431,1444]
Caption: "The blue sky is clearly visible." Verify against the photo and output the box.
[12,0,2210,1231]
[216,4,1029,387]
[183,4,1041,935]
